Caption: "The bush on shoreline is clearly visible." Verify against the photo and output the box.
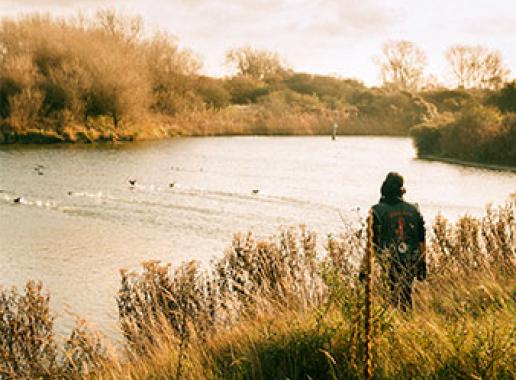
[411,99,516,166]
[1,200,515,379]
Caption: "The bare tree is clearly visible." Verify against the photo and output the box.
[94,9,143,45]
[445,45,469,88]
[226,46,289,81]
[445,45,509,89]
[376,40,427,91]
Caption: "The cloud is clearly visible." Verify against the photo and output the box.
[300,0,401,37]
[464,15,516,36]
[0,0,107,5]
[1,0,514,83]
[0,0,112,18]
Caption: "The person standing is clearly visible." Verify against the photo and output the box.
[361,172,427,310]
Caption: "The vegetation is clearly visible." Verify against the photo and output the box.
[1,199,515,379]
[445,45,510,90]
[0,12,430,142]
[375,40,427,91]
[0,12,514,167]
[412,81,516,166]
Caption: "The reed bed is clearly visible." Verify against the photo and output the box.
[1,200,515,379]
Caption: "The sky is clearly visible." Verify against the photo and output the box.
[1,0,515,86]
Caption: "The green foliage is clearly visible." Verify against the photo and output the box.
[413,83,516,166]
[440,102,502,159]
[346,89,435,135]
[282,73,365,105]
[258,89,322,111]
[412,90,516,166]
[489,80,516,113]
[410,122,442,155]
[224,76,270,104]
[196,77,231,109]
[421,89,475,113]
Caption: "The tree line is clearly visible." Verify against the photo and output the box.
[0,11,514,167]
[375,40,510,91]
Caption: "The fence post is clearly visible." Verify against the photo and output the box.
[364,208,375,380]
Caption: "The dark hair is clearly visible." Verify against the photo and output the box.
[381,172,405,198]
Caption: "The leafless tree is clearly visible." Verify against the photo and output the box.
[445,45,509,89]
[376,40,427,91]
[226,46,289,81]
[94,9,143,45]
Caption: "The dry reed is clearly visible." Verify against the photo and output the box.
[1,199,515,379]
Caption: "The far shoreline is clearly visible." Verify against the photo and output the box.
[418,154,516,173]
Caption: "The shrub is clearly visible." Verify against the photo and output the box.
[410,122,442,155]
[0,281,111,378]
[196,77,231,109]
[224,76,270,104]
[488,80,516,113]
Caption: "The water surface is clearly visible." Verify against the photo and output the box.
[1,136,515,335]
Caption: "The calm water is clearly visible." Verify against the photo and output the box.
[1,136,515,336]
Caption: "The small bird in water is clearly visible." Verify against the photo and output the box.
[169,182,176,188]
[67,191,73,196]
[128,179,136,186]
[252,189,260,194]
[13,197,21,203]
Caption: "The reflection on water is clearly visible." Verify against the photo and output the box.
[1,136,515,334]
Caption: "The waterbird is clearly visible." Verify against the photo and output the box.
[128,179,136,186]
[252,189,260,194]
[67,191,73,196]
[13,197,21,203]
[169,182,176,188]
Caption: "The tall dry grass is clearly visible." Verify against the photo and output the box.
[107,199,516,379]
[1,199,515,379]
[0,281,112,379]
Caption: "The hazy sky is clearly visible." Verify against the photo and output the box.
[1,0,515,85]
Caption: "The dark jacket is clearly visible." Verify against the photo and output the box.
[371,196,425,264]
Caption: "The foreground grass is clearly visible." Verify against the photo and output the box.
[102,275,515,380]
[1,200,515,379]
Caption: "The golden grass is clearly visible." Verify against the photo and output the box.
[1,200,515,379]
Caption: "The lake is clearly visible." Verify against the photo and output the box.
[1,136,515,337]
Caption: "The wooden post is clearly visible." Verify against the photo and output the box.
[331,123,338,140]
[364,208,375,380]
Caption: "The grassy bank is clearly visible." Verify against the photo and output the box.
[1,198,515,379]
